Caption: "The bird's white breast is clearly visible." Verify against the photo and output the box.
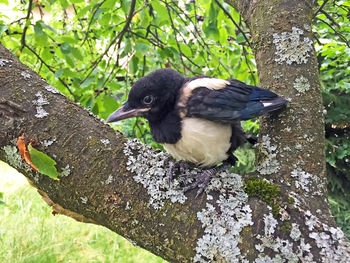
[163,118,232,167]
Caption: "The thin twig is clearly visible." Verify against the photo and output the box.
[165,2,196,74]
[320,9,340,27]
[23,44,77,100]
[317,18,349,47]
[9,17,27,26]
[214,0,252,49]
[312,0,329,18]
[20,0,33,52]
[72,4,94,54]
[80,0,136,85]
[169,0,209,52]
[82,1,105,45]
[128,30,164,48]
[242,45,257,86]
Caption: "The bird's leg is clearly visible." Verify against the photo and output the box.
[167,160,191,186]
[182,163,231,197]
[245,134,258,145]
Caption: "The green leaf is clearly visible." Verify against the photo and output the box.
[34,22,44,36]
[79,94,94,109]
[180,44,192,57]
[203,21,219,38]
[76,5,92,18]
[97,77,105,89]
[102,95,119,115]
[72,47,83,60]
[28,144,58,180]
[65,54,75,68]
[129,55,139,74]
[60,36,78,44]
[92,100,99,115]
[93,95,119,119]
[151,0,169,25]
[94,8,104,20]
[0,0,9,5]
[122,38,132,56]
[59,0,70,9]
[60,43,72,54]
[81,76,96,88]
[101,0,116,9]
[34,22,48,46]
[0,22,8,36]
[236,33,246,44]
[40,22,57,34]
[208,0,218,21]
[54,69,63,78]
[140,7,151,27]
[219,27,228,45]
[99,13,111,26]
[121,0,132,15]
[135,42,148,54]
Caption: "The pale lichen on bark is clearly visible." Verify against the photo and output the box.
[273,27,313,65]
[33,91,49,118]
[293,76,310,94]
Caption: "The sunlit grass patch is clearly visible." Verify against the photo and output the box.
[0,161,166,263]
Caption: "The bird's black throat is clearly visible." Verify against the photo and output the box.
[148,110,182,144]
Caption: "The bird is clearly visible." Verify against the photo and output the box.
[107,68,287,195]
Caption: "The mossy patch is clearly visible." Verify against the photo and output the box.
[287,197,295,205]
[280,221,292,233]
[243,177,281,217]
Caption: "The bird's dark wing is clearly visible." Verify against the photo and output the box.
[183,78,287,122]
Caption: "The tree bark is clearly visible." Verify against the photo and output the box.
[1,1,350,262]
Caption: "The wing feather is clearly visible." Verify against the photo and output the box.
[180,78,287,123]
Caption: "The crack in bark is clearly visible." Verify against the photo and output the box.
[0,99,26,119]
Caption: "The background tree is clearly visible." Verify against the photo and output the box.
[0,0,349,262]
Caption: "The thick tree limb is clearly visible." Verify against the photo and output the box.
[1,0,350,262]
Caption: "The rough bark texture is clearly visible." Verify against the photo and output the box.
[1,0,350,262]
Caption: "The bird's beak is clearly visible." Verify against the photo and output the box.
[106,105,149,123]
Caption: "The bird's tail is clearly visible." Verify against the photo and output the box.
[240,95,288,120]
[260,97,288,115]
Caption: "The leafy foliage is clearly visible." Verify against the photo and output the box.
[313,0,350,238]
[230,143,256,175]
[0,0,257,142]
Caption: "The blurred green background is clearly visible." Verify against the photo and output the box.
[0,161,166,263]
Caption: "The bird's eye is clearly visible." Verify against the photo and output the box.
[142,95,154,105]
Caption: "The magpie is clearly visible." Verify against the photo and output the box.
[107,68,287,195]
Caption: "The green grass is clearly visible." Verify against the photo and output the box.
[0,161,166,263]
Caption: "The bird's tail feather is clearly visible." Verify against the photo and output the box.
[240,97,287,120]
[261,97,288,114]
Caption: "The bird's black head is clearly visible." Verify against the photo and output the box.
[107,68,185,123]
